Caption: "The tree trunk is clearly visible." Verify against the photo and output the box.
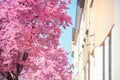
[5,72,18,80]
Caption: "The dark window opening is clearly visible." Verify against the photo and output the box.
[77,0,85,8]
[103,45,105,80]
[108,37,112,80]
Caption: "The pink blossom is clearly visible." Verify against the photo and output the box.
[0,0,72,80]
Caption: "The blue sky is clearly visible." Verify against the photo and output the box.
[59,0,77,64]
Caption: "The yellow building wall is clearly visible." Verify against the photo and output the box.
[94,0,114,46]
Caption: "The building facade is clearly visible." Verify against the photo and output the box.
[72,0,120,80]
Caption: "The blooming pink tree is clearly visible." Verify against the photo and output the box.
[20,48,72,80]
[0,0,72,80]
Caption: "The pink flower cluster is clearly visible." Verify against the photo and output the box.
[0,0,72,80]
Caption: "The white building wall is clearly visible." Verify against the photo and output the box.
[73,4,84,80]
[77,6,87,80]
[73,43,79,80]
[105,37,109,80]
[90,55,95,80]
[112,0,120,79]
[86,63,88,80]
[94,46,103,80]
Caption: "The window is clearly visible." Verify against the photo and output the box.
[103,36,112,80]
[108,37,112,80]
[103,45,105,80]
[71,51,74,58]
